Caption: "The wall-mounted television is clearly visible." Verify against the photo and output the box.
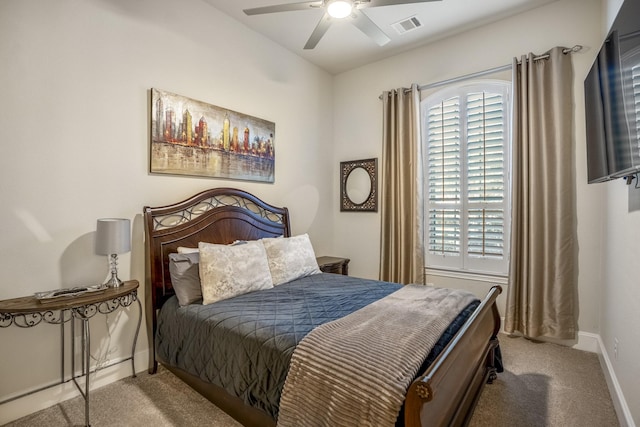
[584,0,640,183]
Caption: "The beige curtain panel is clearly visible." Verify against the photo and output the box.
[379,84,424,285]
[505,47,578,340]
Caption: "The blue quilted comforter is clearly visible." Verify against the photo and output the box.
[155,273,477,419]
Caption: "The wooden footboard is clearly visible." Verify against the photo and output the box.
[404,285,502,427]
[157,286,502,427]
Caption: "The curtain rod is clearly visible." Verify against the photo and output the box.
[379,45,583,98]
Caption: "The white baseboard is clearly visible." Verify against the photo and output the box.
[498,318,599,352]
[595,335,636,427]
[574,330,600,353]
[0,349,149,425]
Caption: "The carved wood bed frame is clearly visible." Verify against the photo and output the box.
[144,187,502,427]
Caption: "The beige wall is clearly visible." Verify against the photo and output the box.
[331,0,638,423]
[599,1,640,424]
[0,0,333,423]
[332,0,604,334]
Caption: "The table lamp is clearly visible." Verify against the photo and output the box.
[95,218,131,288]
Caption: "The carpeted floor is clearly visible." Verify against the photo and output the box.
[3,334,620,426]
[469,335,619,427]
[3,366,240,427]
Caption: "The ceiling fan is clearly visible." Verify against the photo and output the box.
[243,0,442,49]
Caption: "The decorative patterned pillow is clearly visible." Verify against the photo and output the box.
[198,240,273,305]
[168,252,201,306]
[261,233,321,286]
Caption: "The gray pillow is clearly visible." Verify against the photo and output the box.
[168,252,202,306]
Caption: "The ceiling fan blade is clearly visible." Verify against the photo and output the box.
[359,0,441,7]
[244,1,321,16]
[351,9,391,46]
[304,13,333,49]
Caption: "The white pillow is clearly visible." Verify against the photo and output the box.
[198,240,273,305]
[261,234,321,286]
[177,246,199,254]
[178,241,245,254]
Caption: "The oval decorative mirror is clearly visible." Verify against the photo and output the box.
[346,167,371,205]
[340,158,377,212]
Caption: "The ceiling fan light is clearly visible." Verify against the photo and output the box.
[327,0,353,19]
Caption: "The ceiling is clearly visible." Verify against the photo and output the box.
[203,0,559,74]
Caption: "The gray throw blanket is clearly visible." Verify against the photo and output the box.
[277,285,477,427]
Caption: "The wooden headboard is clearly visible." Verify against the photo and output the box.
[143,187,291,372]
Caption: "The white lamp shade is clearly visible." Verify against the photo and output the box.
[95,218,131,255]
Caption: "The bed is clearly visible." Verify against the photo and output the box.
[144,187,502,427]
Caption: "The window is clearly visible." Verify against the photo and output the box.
[421,81,511,275]
[621,46,640,157]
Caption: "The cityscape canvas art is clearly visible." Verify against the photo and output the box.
[150,88,275,183]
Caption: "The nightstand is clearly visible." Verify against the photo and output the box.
[316,256,350,276]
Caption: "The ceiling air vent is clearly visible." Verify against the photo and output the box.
[392,16,422,35]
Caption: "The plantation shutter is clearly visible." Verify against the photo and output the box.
[466,91,505,259]
[632,63,640,146]
[426,96,461,258]
[620,50,640,173]
[423,82,510,274]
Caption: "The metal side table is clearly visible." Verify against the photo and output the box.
[0,280,141,427]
